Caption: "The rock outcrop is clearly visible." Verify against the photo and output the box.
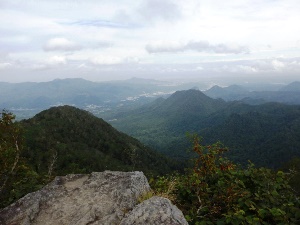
[120,196,188,225]
[0,171,188,225]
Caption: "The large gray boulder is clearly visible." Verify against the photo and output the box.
[0,171,188,225]
[120,196,188,225]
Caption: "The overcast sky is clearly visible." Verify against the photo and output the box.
[0,0,300,83]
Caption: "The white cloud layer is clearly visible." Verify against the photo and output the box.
[0,62,12,70]
[43,38,82,52]
[138,0,182,22]
[146,41,249,54]
[0,0,299,82]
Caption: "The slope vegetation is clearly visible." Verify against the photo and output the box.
[110,90,300,168]
[21,106,176,176]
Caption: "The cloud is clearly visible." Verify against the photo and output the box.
[145,41,185,53]
[90,56,140,66]
[185,41,210,52]
[211,43,249,54]
[211,58,300,75]
[90,56,123,65]
[0,0,299,83]
[65,19,132,29]
[139,0,182,22]
[46,55,66,65]
[0,62,12,70]
[271,59,285,71]
[236,65,257,73]
[94,41,113,49]
[146,40,249,54]
[43,38,82,52]
[0,51,9,60]
[224,65,258,73]
[32,55,67,70]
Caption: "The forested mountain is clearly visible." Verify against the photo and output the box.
[202,103,300,168]
[20,106,178,177]
[280,81,300,92]
[109,89,300,168]
[204,81,300,105]
[204,84,249,101]
[106,90,226,158]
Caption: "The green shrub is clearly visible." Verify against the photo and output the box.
[151,136,300,224]
[0,111,45,208]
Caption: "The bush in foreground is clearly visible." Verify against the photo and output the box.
[151,136,300,224]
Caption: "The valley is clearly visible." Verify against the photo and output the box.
[2,78,300,169]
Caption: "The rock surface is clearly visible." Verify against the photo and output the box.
[0,171,188,225]
[120,196,188,225]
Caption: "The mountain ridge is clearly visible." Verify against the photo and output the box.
[1,78,204,120]
[204,81,300,104]
[109,89,300,168]
[279,81,300,92]
[21,105,177,176]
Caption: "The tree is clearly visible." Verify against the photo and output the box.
[0,110,41,208]
[0,110,22,194]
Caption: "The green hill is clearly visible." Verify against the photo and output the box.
[109,90,300,168]
[108,89,226,158]
[20,106,177,177]
[202,103,300,167]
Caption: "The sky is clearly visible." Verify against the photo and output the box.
[0,0,300,83]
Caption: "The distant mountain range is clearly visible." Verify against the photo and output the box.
[280,81,300,92]
[0,78,206,120]
[204,81,300,104]
[20,106,178,176]
[108,89,300,169]
[0,78,170,108]
[1,78,300,120]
